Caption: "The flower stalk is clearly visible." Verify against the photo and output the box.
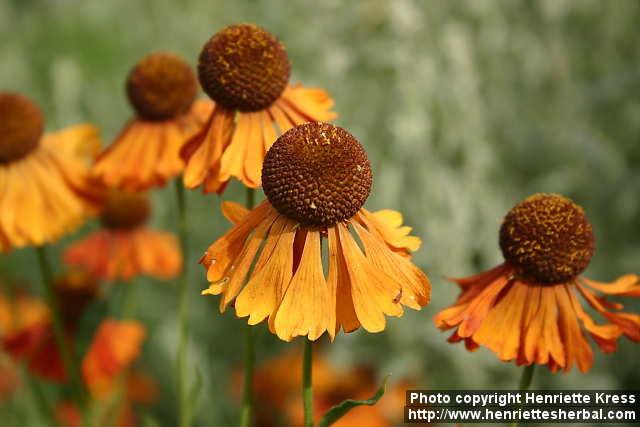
[239,187,256,427]
[303,339,313,427]
[35,246,86,407]
[510,364,535,427]
[175,180,191,427]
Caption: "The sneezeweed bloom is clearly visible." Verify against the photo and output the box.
[0,92,101,252]
[1,272,100,381]
[57,319,151,427]
[201,122,431,341]
[244,348,408,427]
[435,193,640,373]
[181,23,337,193]
[92,52,213,191]
[63,190,182,281]
[82,319,146,398]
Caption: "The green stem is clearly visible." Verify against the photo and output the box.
[175,180,191,427]
[238,326,254,427]
[35,246,86,407]
[239,187,256,427]
[303,339,313,427]
[509,364,535,427]
[120,283,137,319]
[20,364,55,426]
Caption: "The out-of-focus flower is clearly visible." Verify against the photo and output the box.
[57,320,152,427]
[1,273,99,381]
[1,287,61,381]
[92,52,213,191]
[63,190,182,281]
[201,123,430,341]
[242,348,408,427]
[0,92,101,252]
[435,193,640,373]
[82,319,146,399]
[181,23,336,193]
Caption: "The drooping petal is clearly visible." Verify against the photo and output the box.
[221,201,250,224]
[278,84,337,122]
[181,105,235,193]
[274,231,331,341]
[554,285,593,372]
[0,126,99,251]
[326,226,359,339]
[337,223,402,333]
[581,274,640,297]
[93,117,194,191]
[200,201,273,283]
[218,211,278,312]
[351,220,430,309]
[357,209,421,254]
[235,217,295,325]
[63,228,181,281]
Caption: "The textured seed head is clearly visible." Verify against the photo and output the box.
[262,122,372,227]
[0,93,44,163]
[101,190,151,230]
[499,193,595,284]
[126,52,198,121]
[198,24,290,111]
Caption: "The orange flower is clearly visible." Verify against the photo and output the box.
[92,52,213,191]
[435,193,640,373]
[64,190,182,281]
[1,273,99,381]
[0,92,101,252]
[82,319,146,399]
[247,348,405,427]
[0,287,62,381]
[200,123,430,341]
[181,24,337,193]
[57,320,152,427]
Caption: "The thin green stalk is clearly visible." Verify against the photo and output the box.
[175,180,191,427]
[509,364,535,427]
[19,364,55,426]
[303,339,313,427]
[238,327,254,427]
[120,283,137,319]
[35,246,86,407]
[239,187,256,427]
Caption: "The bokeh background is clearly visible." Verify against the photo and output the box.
[1,0,639,425]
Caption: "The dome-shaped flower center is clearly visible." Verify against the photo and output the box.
[100,190,150,230]
[0,93,44,163]
[54,271,100,325]
[198,23,291,112]
[262,122,372,227]
[499,193,595,284]
[126,52,198,121]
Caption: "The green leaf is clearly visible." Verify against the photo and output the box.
[318,374,390,427]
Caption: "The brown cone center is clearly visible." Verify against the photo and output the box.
[499,193,595,284]
[262,122,373,227]
[101,190,151,230]
[0,93,44,163]
[127,52,198,121]
[198,24,291,112]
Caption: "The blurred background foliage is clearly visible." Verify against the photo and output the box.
[1,0,639,425]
